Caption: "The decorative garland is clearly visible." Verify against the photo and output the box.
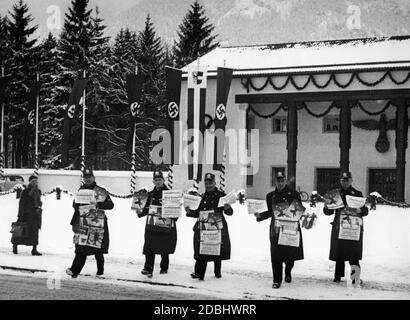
[299,101,339,118]
[309,190,410,210]
[354,100,395,116]
[247,103,286,119]
[243,70,410,92]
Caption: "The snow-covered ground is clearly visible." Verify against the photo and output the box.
[1,192,409,299]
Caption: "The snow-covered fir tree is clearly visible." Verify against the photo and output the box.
[6,0,38,168]
[173,0,219,68]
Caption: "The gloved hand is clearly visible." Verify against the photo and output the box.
[72,224,80,233]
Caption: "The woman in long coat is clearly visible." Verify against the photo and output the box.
[185,173,233,281]
[66,169,114,278]
[323,171,368,283]
[12,175,42,256]
[256,171,303,289]
[138,171,177,278]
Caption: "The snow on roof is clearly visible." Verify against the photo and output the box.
[183,36,410,76]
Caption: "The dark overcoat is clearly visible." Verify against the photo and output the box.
[187,188,233,262]
[139,185,178,255]
[323,186,368,262]
[13,185,42,246]
[257,185,304,263]
[70,183,114,256]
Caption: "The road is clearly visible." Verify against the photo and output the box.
[0,273,216,300]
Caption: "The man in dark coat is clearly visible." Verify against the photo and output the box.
[138,171,177,278]
[66,169,114,278]
[12,175,43,256]
[185,173,233,281]
[323,171,368,284]
[255,171,304,289]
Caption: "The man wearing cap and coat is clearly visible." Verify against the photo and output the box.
[66,169,114,278]
[138,171,178,278]
[323,171,368,283]
[185,173,233,280]
[12,175,43,256]
[255,171,304,289]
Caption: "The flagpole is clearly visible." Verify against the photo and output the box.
[81,70,86,180]
[34,73,40,177]
[0,67,4,179]
[130,66,138,195]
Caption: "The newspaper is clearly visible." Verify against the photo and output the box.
[246,199,268,215]
[147,205,174,229]
[74,204,105,249]
[324,189,344,210]
[346,195,366,209]
[199,210,223,230]
[183,193,202,210]
[278,229,300,247]
[131,188,149,214]
[75,189,96,204]
[217,190,237,207]
[162,190,183,218]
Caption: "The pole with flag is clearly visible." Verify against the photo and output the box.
[61,75,88,170]
[187,64,207,190]
[126,66,143,195]
[0,67,5,179]
[212,67,233,192]
[81,70,86,179]
[32,73,41,176]
[165,67,182,189]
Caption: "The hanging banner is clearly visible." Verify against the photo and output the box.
[187,66,207,182]
[27,81,40,126]
[165,67,182,165]
[213,67,233,171]
[61,78,88,166]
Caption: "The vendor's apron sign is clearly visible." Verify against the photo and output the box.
[75,189,96,204]
[278,228,300,247]
[75,204,105,248]
[324,189,344,210]
[200,230,222,256]
[217,190,237,207]
[131,188,149,213]
[162,190,183,218]
[246,199,268,215]
[147,205,174,229]
[346,195,366,209]
[338,213,362,241]
[183,193,202,210]
[199,210,223,230]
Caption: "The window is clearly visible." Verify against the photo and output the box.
[271,166,286,187]
[323,115,340,133]
[272,117,287,133]
[316,168,340,195]
[369,169,396,201]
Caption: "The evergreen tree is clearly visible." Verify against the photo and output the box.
[37,33,59,168]
[7,0,38,168]
[136,15,166,170]
[173,0,219,68]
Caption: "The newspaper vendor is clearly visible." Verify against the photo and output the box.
[323,171,368,284]
[255,171,304,289]
[138,171,178,278]
[66,168,114,278]
[185,173,234,281]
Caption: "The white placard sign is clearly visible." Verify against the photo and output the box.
[183,193,202,210]
[246,199,268,215]
[200,230,222,244]
[200,242,221,256]
[75,189,96,204]
[162,190,183,218]
[278,229,300,247]
[346,195,366,209]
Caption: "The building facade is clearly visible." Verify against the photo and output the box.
[172,36,410,202]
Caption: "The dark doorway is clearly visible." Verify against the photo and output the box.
[369,168,396,201]
[316,168,340,195]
